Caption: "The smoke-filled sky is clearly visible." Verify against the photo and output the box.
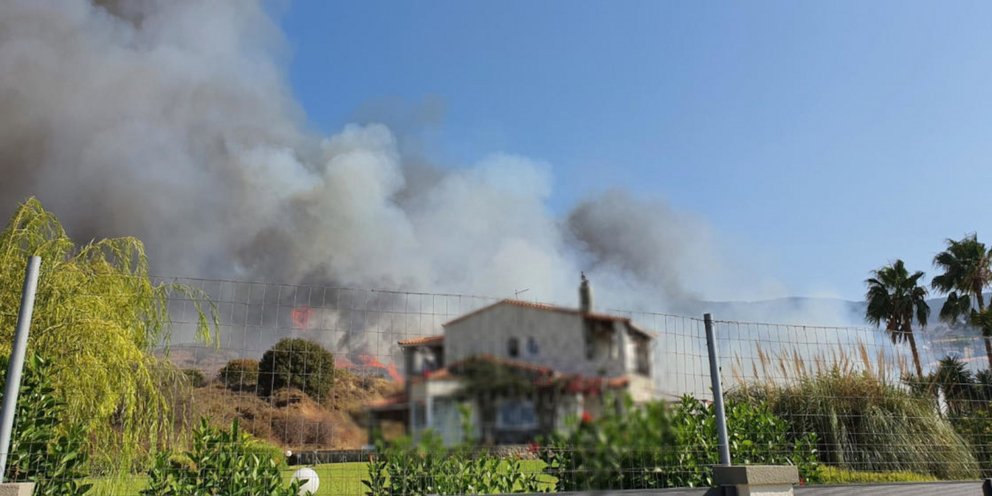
[280,1,992,301]
[1,1,989,324]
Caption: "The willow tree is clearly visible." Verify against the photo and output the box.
[0,198,214,470]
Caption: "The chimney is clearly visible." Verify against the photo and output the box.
[579,272,593,313]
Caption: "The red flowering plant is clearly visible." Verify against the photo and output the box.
[580,410,593,425]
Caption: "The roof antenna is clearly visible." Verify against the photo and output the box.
[514,288,530,299]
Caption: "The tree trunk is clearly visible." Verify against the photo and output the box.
[984,335,992,373]
[907,330,924,379]
[974,285,991,370]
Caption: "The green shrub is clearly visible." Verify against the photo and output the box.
[3,354,91,496]
[182,369,206,388]
[141,418,302,496]
[245,437,286,468]
[949,406,992,478]
[364,432,543,496]
[814,466,937,484]
[218,359,260,392]
[541,395,818,491]
[733,370,978,480]
[918,360,992,478]
[257,339,334,400]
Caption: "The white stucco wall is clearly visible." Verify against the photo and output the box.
[408,378,469,443]
[443,303,628,377]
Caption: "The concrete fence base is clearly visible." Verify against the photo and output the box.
[713,465,800,496]
[0,482,34,496]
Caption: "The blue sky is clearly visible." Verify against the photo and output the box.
[276,1,992,301]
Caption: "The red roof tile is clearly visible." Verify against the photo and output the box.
[397,335,444,347]
[368,392,408,410]
[534,374,631,394]
[425,368,453,380]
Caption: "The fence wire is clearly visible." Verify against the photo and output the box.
[4,275,992,494]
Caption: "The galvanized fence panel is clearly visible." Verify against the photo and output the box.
[6,274,992,494]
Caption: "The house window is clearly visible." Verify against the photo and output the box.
[412,403,427,429]
[496,399,537,430]
[526,337,539,356]
[508,337,519,358]
[635,338,650,376]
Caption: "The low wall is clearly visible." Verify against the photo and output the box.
[498,481,985,496]
[287,444,537,465]
[796,480,982,495]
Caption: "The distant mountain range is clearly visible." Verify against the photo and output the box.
[692,294,988,326]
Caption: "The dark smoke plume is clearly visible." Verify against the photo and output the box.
[0,1,849,333]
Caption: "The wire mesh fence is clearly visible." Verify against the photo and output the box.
[4,272,992,494]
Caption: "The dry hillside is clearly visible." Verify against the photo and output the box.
[187,370,401,450]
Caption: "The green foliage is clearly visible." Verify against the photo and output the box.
[919,359,992,478]
[452,358,540,444]
[934,356,975,416]
[363,431,544,496]
[141,419,302,496]
[454,357,539,397]
[735,370,978,480]
[218,359,260,392]
[257,338,334,400]
[0,198,216,469]
[541,395,817,491]
[814,466,937,484]
[4,354,91,495]
[181,369,206,389]
[950,407,992,478]
[931,234,992,365]
[245,437,286,468]
[931,234,991,319]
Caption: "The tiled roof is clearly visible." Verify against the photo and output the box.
[397,335,444,347]
[447,353,556,376]
[535,374,631,393]
[410,354,556,383]
[443,299,655,339]
[368,392,408,410]
[424,368,453,380]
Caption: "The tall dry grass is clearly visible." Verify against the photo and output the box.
[729,342,978,480]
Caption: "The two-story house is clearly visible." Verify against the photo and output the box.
[367,276,655,445]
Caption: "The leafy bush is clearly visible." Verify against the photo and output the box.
[733,370,978,480]
[182,369,207,388]
[3,354,91,496]
[257,339,334,400]
[364,432,543,496]
[141,418,302,496]
[218,359,260,392]
[541,395,818,491]
[245,438,286,468]
[814,466,937,484]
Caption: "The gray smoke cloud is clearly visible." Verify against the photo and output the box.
[0,0,854,332]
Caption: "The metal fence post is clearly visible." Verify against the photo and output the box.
[704,313,732,466]
[0,256,41,482]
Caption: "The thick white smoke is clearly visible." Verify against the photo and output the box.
[0,0,856,326]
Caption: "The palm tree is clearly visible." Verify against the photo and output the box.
[932,234,992,367]
[865,260,930,378]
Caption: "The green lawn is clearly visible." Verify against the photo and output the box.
[88,460,550,495]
